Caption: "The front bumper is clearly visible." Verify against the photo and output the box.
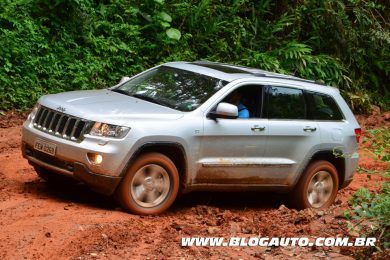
[22,142,122,195]
[21,116,133,195]
[21,116,133,176]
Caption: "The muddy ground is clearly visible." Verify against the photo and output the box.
[0,110,388,259]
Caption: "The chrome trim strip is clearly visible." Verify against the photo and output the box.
[202,163,292,168]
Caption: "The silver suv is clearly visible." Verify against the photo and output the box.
[22,61,361,214]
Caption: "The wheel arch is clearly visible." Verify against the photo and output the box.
[120,142,188,191]
[295,149,346,190]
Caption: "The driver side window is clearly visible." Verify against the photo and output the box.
[221,85,264,119]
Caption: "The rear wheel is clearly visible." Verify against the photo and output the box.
[291,160,339,209]
[115,153,179,215]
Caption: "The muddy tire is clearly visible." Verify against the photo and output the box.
[34,166,76,184]
[115,153,179,215]
[290,160,339,209]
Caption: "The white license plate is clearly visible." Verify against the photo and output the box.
[34,139,56,156]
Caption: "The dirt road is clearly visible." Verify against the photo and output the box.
[0,112,388,259]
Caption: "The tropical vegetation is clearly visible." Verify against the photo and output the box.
[0,0,388,112]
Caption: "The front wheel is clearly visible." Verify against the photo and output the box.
[291,160,339,209]
[115,153,179,215]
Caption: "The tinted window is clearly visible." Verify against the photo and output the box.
[113,66,227,111]
[307,92,344,120]
[219,85,263,119]
[268,87,305,119]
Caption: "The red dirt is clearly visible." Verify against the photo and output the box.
[0,110,388,259]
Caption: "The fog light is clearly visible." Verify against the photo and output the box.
[87,153,103,165]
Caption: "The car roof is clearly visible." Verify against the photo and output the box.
[164,60,329,87]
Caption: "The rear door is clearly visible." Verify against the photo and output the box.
[305,91,351,152]
[263,86,320,185]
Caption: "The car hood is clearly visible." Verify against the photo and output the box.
[38,89,184,125]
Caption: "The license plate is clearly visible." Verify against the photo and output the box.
[34,139,56,156]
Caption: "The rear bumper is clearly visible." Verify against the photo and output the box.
[22,142,121,195]
[341,152,359,189]
[340,178,353,189]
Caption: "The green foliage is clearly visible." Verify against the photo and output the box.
[347,128,389,252]
[0,0,388,112]
[347,184,390,249]
[366,128,390,162]
[349,188,374,219]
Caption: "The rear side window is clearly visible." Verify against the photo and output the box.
[306,92,344,120]
[268,86,305,119]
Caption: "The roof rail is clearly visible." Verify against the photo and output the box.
[191,60,328,87]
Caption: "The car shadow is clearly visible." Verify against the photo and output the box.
[173,191,287,211]
[23,178,117,210]
[23,178,288,212]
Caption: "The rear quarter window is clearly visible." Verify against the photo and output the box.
[306,92,344,120]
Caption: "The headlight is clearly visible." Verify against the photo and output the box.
[28,103,41,121]
[89,122,130,138]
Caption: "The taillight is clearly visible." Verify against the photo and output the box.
[354,128,362,143]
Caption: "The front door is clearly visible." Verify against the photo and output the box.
[195,84,270,185]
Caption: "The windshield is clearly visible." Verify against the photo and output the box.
[112,66,228,111]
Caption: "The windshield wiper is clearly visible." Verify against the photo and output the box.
[131,93,168,106]
[112,90,172,108]
[111,89,131,96]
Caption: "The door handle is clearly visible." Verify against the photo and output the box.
[303,126,317,132]
[251,126,266,131]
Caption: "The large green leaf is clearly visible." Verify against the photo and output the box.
[157,11,172,23]
[166,28,181,40]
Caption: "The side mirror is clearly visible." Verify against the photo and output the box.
[119,76,131,84]
[209,102,238,120]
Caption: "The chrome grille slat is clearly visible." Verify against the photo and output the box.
[57,116,68,134]
[54,115,63,133]
[34,109,44,126]
[38,109,48,127]
[74,121,87,139]
[62,117,72,138]
[51,113,61,132]
[70,119,80,140]
[48,112,58,132]
[42,111,52,130]
[45,111,54,130]
[65,118,76,137]
[33,106,89,142]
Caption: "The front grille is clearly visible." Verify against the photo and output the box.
[33,106,90,142]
